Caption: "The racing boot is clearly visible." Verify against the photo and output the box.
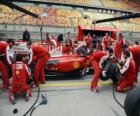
[8,87,16,104]
[90,86,99,93]
[25,90,31,102]
[10,95,16,105]
[116,85,134,92]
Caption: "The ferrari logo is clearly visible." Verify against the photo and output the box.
[73,62,80,69]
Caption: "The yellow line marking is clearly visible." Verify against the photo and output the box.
[40,81,112,88]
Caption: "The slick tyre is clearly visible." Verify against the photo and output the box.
[76,46,87,57]
[124,87,140,116]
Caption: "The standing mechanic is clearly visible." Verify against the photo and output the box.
[65,32,73,47]
[45,33,51,45]
[102,33,111,51]
[0,41,9,89]
[114,33,125,59]
[6,39,15,66]
[6,39,15,83]
[27,42,50,84]
[117,50,136,92]
[89,48,114,92]
[45,33,53,51]
[84,33,92,49]
[63,32,73,54]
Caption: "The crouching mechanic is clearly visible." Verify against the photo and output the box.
[9,54,31,104]
[27,42,50,84]
[90,48,114,92]
[116,50,136,92]
[128,45,140,81]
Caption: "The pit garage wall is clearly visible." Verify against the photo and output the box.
[77,25,120,41]
[77,25,140,43]
[0,24,77,41]
[0,24,140,43]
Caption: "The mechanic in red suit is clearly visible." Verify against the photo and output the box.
[128,45,140,81]
[89,48,114,92]
[27,42,50,84]
[65,32,73,47]
[0,41,9,89]
[117,50,136,92]
[9,54,31,102]
[45,33,51,45]
[45,33,52,51]
[63,32,73,54]
[114,33,125,59]
[96,40,103,51]
[102,33,111,51]
[84,33,92,49]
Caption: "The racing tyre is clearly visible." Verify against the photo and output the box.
[124,87,140,116]
[76,45,87,57]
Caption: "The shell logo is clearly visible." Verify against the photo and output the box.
[73,61,80,69]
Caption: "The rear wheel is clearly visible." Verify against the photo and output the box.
[76,45,87,57]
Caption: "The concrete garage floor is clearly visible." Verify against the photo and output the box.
[0,74,140,116]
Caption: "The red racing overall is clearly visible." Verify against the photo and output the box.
[114,37,125,59]
[11,61,31,94]
[117,58,136,92]
[90,51,107,90]
[28,45,50,84]
[84,35,92,49]
[128,45,140,81]
[0,41,9,88]
[102,36,110,51]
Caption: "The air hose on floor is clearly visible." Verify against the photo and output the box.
[112,85,124,109]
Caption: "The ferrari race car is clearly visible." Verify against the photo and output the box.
[44,40,89,77]
[45,54,87,77]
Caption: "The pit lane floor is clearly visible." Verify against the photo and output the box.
[0,74,140,116]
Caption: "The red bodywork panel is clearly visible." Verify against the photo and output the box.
[46,55,87,73]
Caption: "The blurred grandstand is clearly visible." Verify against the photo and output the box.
[0,0,140,42]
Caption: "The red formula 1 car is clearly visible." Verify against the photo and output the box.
[45,54,87,77]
